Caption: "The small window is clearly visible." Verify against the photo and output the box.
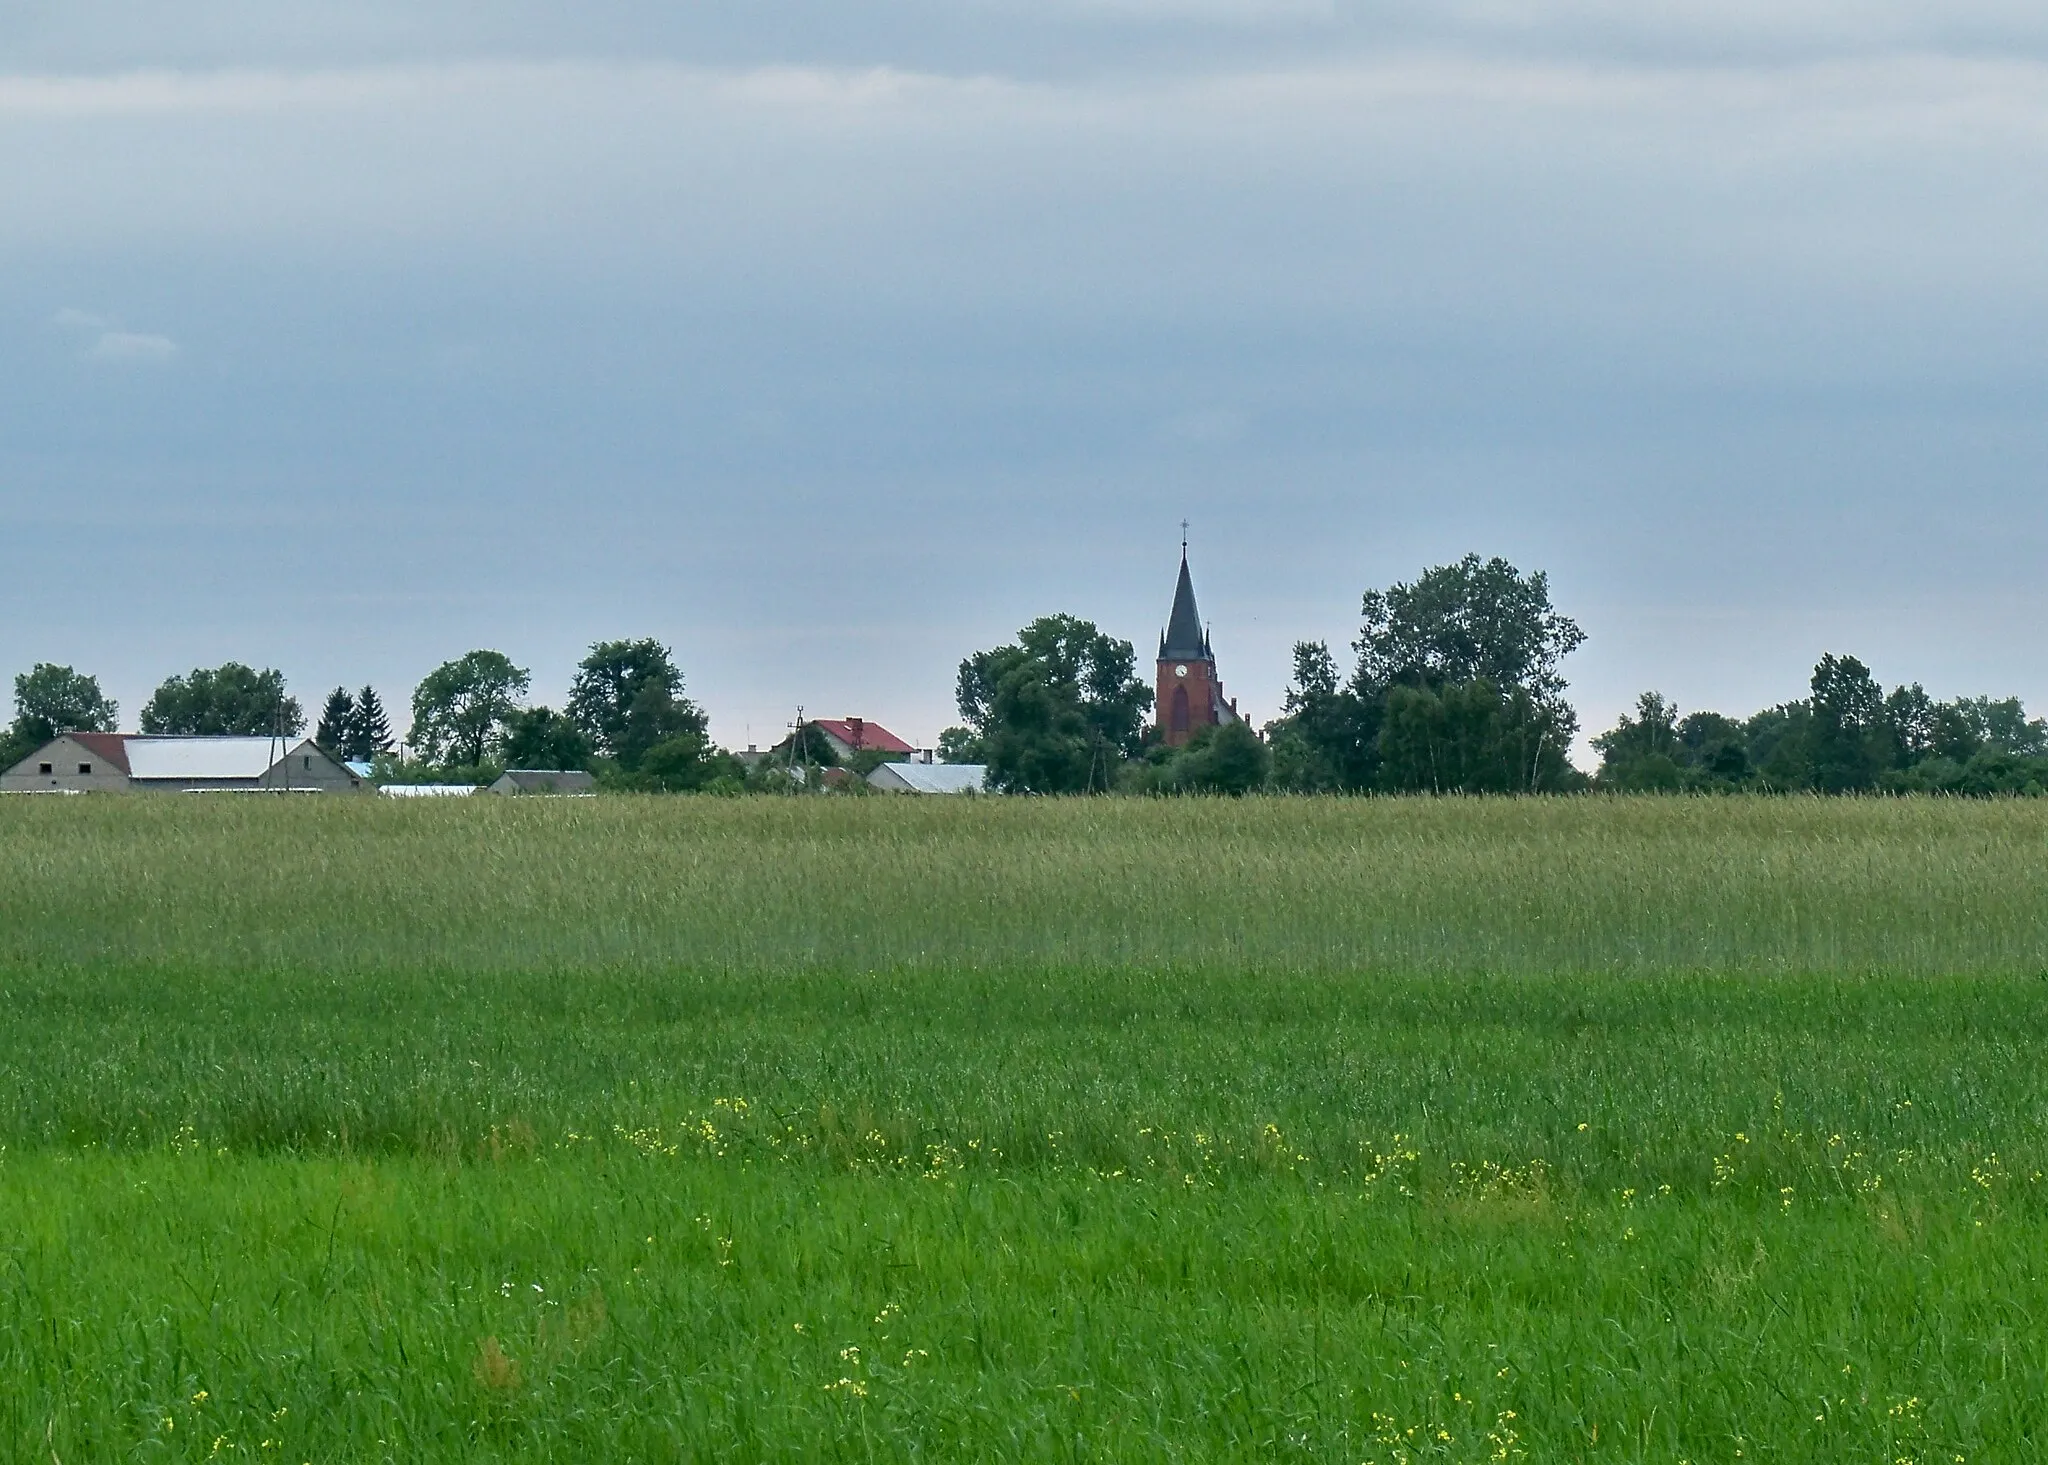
[38,763,52,775]
[303,756,312,769]
[78,763,92,775]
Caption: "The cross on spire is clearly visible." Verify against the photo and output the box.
[1180,519,1189,557]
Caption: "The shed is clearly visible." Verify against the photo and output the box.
[489,769,597,796]
[866,762,988,794]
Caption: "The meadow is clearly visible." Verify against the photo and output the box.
[2,795,2047,1461]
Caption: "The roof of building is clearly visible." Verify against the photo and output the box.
[491,769,597,794]
[1160,553,1212,662]
[124,736,295,781]
[380,783,482,797]
[813,718,916,755]
[65,732,132,773]
[868,761,988,794]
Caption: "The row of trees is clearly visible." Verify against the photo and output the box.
[941,556,1588,795]
[940,554,2045,797]
[0,641,740,792]
[8,554,2044,796]
[389,641,740,791]
[1595,662,2048,795]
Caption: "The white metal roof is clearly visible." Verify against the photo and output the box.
[379,783,481,797]
[124,737,290,781]
[869,761,988,794]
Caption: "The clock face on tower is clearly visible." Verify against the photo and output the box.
[1175,664,1188,678]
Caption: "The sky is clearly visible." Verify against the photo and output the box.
[4,3,2046,759]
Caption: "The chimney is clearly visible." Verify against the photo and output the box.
[847,716,864,750]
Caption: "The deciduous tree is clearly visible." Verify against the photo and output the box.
[569,641,683,760]
[11,664,118,742]
[408,651,529,768]
[954,615,1151,793]
[1353,554,1586,710]
[141,664,302,737]
[501,707,593,771]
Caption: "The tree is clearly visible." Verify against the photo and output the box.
[1377,680,1578,793]
[954,615,1151,793]
[11,664,118,742]
[408,651,529,768]
[350,687,394,760]
[1679,712,1750,785]
[4,663,119,771]
[1170,720,1271,795]
[1593,692,1683,789]
[936,727,984,764]
[1745,703,1813,789]
[1807,653,1886,793]
[569,640,684,760]
[636,731,745,792]
[1318,555,1588,795]
[501,707,593,771]
[316,688,356,753]
[1883,683,1939,766]
[141,664,302,736]
[617,683,709,773]
[1353,554,1586,708]
[1263,642,1381,792]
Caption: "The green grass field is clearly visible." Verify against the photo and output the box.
[3,795,2047,1461]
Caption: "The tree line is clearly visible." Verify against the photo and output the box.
[939,553,2046,796]
[6,553,2044,796]
[0,641,744,793]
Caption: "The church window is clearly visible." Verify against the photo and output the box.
[1171,685,1190,735]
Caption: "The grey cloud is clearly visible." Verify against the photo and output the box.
[13,1,2048,79]
[2,12,2046,757]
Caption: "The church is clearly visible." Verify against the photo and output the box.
[1156,543,1242,748]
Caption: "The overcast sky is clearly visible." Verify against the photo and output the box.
[5,3,2046,757]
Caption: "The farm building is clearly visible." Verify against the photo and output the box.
[0,734,363,793]
[867,761,988,794]
[768,717,917,765]
[489,769,597,796]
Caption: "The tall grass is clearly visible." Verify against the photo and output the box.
[2,796,2046,1460]
[4,794,2046,976]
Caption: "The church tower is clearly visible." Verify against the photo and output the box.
[1156,535,1239,748]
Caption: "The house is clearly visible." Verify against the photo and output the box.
[489,769,596,796]
[773,717,917,765]
[867,760,989,794]
[0,734,363,793]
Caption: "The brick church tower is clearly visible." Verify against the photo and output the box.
[1156,539,1240,748]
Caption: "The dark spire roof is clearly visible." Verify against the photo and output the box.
[1159,551,1212,661]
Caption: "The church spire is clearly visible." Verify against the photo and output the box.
[1160,538,1208,661]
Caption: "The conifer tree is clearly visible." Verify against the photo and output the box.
[351,686,394,759]
[316,688,356,752]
